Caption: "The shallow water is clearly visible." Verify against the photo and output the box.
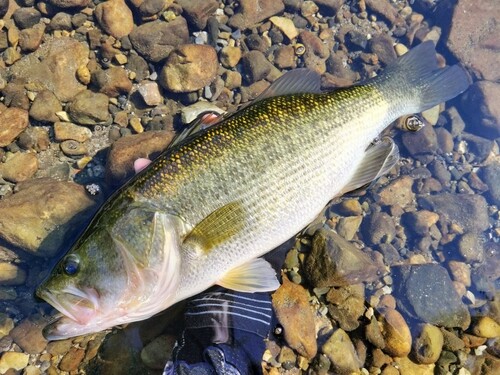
[0,0,498,374]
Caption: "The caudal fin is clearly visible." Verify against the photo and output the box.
[375,41,471,113]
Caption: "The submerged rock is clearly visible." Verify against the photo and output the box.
[0,107,29,147]
[392,264,471,329]
[95,0,134,39]
[228,0,285,30]
[461,81,500,138]
[412,324,444,364]
[321,328,362,374]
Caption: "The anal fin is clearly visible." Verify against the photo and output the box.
[341,137,399,194]
[217,258,280,292]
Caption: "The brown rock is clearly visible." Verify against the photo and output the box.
[379,308,412,357]
[305,229,381,287]
[220,46,242,69]
[92,67,133,97]
[402,210,439,236]
[377,175,415,208]
[228,0,285,30]
[0,352,29,373]
[0,179,98,256]
[362,212,396,245]
[59,347,85,372]
[0,107,29,147]
[461,81,500,137]
[129,17,189,63]
[0,262,27,285]
[17,127,50,152]
[401,123,438,157]
[137,0,170,18]
[0,152,38,182]
[394,356,435,375]
[105,130,175,185]
[241,50,280,84]
[447,0,500,82]
[159,44,218,93]
[95,0,134,39]
[272,275,317,359]
[364,0,403,27]
[177,0,219,30]
[66,90,111,125]
[326,284,366,331]
[19,23,45,52]
[9,37,89,102]
[140,334,176,369]
[299,30,329,74]
[137,81,163,106]
[29,90,62,123]
[47,0,91,7]
[54,122,92,142]
[273,45,295,69]
[9,318,48,354]
[321,328,362,374]
[412,324,444,364]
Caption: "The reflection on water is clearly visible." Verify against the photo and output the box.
[0,0,498,374]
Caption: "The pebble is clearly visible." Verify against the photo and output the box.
[0,352,29,373]
[336,199,363,216]
[54,122,92,142]
[220,46,242,68]
[223,70,242,90]
[0,152,38,182]
[95,0,134,38]
[129,117,144,134]
[336,216,362,241]
[129,17,189,63]
[272,275,317,359]
[377,175,415,208]
[457,232,485,263]
[177,0,219,30]
[159,44,218,93]
[9,318,47,354]
[19,24,45,53]
[299,30,329,74]
[28,90,62,123]
[362,212,396,245]
[67,90,111,125]
[401,123,438,158]
[305,229,381,287]
[326,284,365,331]
[137,81,163,106]
[270,16,298,40]
[60,140,88,156]
[379,308,412,357]
[241,50,280,84]
[413,324,444,364]
[480,162,500,205]
[59,347,85,372]
[13,8,41,29]
[273,45,295,69]
[448,261,471,287]
[402,210,439,236]
[0,313,14,338]
[0,107,29,147]
[321,328,362,374]
[228,0,285,30]
[92,67,133,97]
[472,316,500,338]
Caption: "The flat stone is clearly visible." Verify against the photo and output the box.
[0,152,38,182]
[9,318,48,354]
[241,50,280,84]
[418,193,490,233]
[60,140,88,156]
[377,175,415,208]
[447,0,500,82]
[54,122,92,142]
[29,90,62,123]
[379,308,412,357]
[305,229,382,287]
[105,130,175,185]
[228,0,285,30]
[0,352,29,373]
[0,107,29,147]
[321,328,362,374]
[272,275,317,359]
[0,178,98,256]
[129,17,189,63]
[95,0,134,38]
[270,16,298,40]
[159,44,218,93]
[19,23,45,52]
[392,264,471,329]
[66,90,111,125]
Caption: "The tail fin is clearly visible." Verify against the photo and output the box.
[375,41,471,113]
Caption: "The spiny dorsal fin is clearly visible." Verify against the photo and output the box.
[341,137,399,194]
[217,258,280,292]
[184,202,245,254]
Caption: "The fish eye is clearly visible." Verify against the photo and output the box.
[62,255,80,276]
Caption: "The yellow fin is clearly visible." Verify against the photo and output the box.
[184,202,245,254]
[217,258,280,292]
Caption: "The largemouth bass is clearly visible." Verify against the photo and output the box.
[37,42,470,340]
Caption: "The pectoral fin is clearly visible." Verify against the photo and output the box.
[217,258,280,292]
[341,137,399,194]
[184,202,246,254]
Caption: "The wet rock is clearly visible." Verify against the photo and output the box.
[457,232,484,263]
[480,162,500,205]
[462,81,500,138]
[335,199,363,216]
[412,324,443,364]
[0,178,97,256]
[366,315,385,349]
[126,53,150,82]
[462,133,496,162]
[305,229,381,287]
[48,12,73,31]
[0,313,14,338]
[0,0,8,18]
[105,130,174,185]
[0,352,29,373]
[29,90,62,123]
[440,328,464,351]
[313,0,343,16]
[447,0,499,82]
[9,37,89,102]
[377,175,415,208]
[401,123,438,157]
[241,50,279,84]
[137,81,163,106]
[326,50,358,84]
[0,107,29,147]
[220,46,242,68]
[54,122,92,142]
[0,262,26,285]
[434,127,454,154]
[137,0,169,18]
[394,355,435,375]
[472,316,500,338]
[392,264,471,329]
[447,261,471,287]
[47,0,91,7]
[129,17,189,63]
[159,44,218,93]
[228,0,285,30]
[177,0,219,30]
[66,90,111,125]
[345,29,368,50]
[336,216,362,241]
[140,334,176,369]
[17,127,49,152]
[95,0,134,39]
[46,339,73,356]
[272,275,317,359]
[362,212,396,245]
[321,328,362,374]
[19,23,45,52]
[59,347,85,372]
[60,140,88,156]
[418,193,489,233]
[364,0,402,27]
[245,34,270,52]
[273,45,295,69]
[402,210,439,236]
[326,284,365,331]
[13,8,41,29]
[9,318,47,354]
[92,67,133,97]
[299,30,329,74]
[379,308,412,357]
[0,152,38,183]
[270,16,298,40]
[368,34,397,65]
[427,159,451,186]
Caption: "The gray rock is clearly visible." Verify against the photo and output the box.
[461,81,500,138]
[177,0,219,30]
[462,133,496,162]
[362,212,396,245]
[0,0,8,18]
[13,8,41,29]
[480,162,500,205]
[392,264,471,329]
[321,328,362,375]
[369,34,397,65]
[228,0,285,30]
[313,0,343,16]
[125,53,150,81]
[66,90,111,125]
[48,12,73,32]
[427,159,451,186]
[305,229,382,287]
[326,284,365,331]
[29,90,62,123]
[129,17,189,63]
[401,123,438,157]
[457,232,484,263]
[242,50,279,84]
[418,193,489,233]
[47,0,91,7]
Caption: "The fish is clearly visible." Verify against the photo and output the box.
[36,41,470,340]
